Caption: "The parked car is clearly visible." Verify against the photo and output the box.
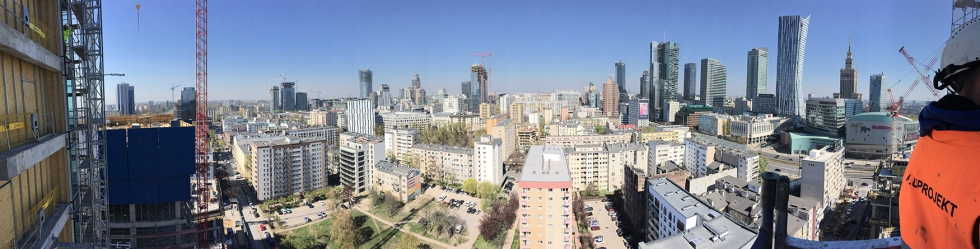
[591,225,600,231]
[616,228,624,236]
[260,224,266,231]
[595,235,604,244]
[307,203,314,208]
[304,217,312,222]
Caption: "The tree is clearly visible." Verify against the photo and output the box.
[595,125,606,135]
[759,155,770,177]
[375,124,386,136]
[396,232,421,249]
[401,153,414,168]
[477,182,501,199]
[383,193,404,216]
[386,150,399,163]
[341,184,354,207]
[368,189,385,207]
[641,126,657,133]
[330,210,363,248]
[723,120,731,136]
[462,178,478,195]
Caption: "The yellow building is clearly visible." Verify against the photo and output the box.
[479,103,493,118]
[518,146,575,248]
[639,130,683,143]
[0,0,76,247]
[509,103,524,123]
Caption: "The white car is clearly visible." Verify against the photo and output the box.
[595,235,604,244]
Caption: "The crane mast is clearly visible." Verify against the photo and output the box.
[195,0,210,247]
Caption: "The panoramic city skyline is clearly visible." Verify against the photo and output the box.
[103,0,949,103]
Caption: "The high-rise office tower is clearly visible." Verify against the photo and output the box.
[658,42,680,121]
[295,92,309,111]
[412,73,421,88]
[640,70,651,99]
[747,47,769,100]
[461,81,472,111]
[616,60,627,103]
[270,86,280,112]
[471,64,488,110]
[869,74,888,112]
[116,83,135,115]
[360,69,373,98]
[684,63,697,101]
[700,58,728,108]
[280,82,296,111]
[603,77,620,117]
[379,84,393,108]
[776,15,810,117]
[649,42,661,122]
[840,40,858,99]
[181,87,197,120]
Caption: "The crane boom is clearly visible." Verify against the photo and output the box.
[195,0,210,247]
[889,47,939,115]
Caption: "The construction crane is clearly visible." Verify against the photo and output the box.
[273,73,286,82]
[169,85,181,112]
[194,0,210,247]
[468,52,496,103]
[886,47,941,116]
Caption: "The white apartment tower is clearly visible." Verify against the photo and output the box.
[474,135,504,184]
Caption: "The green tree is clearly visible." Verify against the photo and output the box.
[386,150,398,163]
[462,178,478,195]
[759,155,770,177]
[330,210,363,248]
[641,126,657,133]
[723,120,732,136]
[477,181,501,199]
[595,125,606,135]
[396,232,421,249]
[401,153,414,168]
[375,124,386,136]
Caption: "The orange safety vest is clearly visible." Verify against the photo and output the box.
[900,130,980,249]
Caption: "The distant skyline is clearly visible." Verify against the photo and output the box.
[103,0,950,103]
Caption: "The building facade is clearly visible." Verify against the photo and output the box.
[346,98,375,135]
[844,112,919,159]
[616,61,627,102]
[378,111,430,130]
[339,134,385,194]
[372,161,422,202]
[250,137,327,200]
[776,15,810,117]
[869,73,888,112]
[602,78,619,117]
[518,146,575,249]
[280,82,296,111]
[474,135,504,184]
[747,47,768,100]
[804,98,863,137]
[360,69,373,99]
[800,142,846,219]
[117,83,135,115]
[840,43,859,99]
[683,62,697,101]
[700,58,728,108]
[752,94,777,114]
[384,128,420,161]
[410,144,474,184]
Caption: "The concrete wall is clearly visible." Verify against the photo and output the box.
[686,167,737,195]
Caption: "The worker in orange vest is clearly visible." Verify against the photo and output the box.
[900,17,980,249]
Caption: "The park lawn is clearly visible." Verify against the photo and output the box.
[282,209,443,249]
[368,197,436,223]
[510,228,520,249]
[406,222,453,245]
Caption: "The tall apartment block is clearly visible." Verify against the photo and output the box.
[345,98,375,136]
[616,60,627,103]
[384,128,420,161]
[249,136,327,201]
[474,135,503,184]
[339,134,385,194]
[747,47,768,100]
[280,82,296,111]
[776,15,810,117]
[517,146,574,249]
[269,86,280,112]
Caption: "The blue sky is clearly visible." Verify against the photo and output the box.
[104,0,950,103]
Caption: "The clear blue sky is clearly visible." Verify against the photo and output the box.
[103,0,951,103]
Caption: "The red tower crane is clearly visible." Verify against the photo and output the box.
[887,47,940,116]
[195,0,210,247]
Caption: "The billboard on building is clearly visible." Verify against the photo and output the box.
[638,100,649,119]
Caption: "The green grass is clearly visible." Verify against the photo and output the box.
[406,222,453,244]
[367,197,435,223]
[281,209,448,249]
[510,228,520,249]
[474,236,500,249]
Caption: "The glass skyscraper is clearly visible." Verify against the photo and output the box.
[776,15,810,117]
[700,58,727,108]
[616,61,626,103]
[869,74,888,112]
[684,63,697,101]
[657,42,679,121]
[747,47,768,100]
[359,69,373,99]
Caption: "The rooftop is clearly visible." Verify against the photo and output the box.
[375,160,418,176]
[520,145,572,182]
[642,177,758,249]
[411,143,473,154]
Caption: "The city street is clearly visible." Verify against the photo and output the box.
[219,158,272,249]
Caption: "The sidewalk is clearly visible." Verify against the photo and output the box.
[354,206,457,249]
[500,216,518,249]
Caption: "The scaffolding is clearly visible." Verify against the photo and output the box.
[59,0,108,248]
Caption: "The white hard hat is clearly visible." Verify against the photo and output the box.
[936,18,980,93]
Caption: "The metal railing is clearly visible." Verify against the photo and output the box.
[0,0,56,52]
[0,112,58,154]
[751,172,904,249]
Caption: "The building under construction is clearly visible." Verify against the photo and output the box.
[867,157,907,239]
[104,123,223,248]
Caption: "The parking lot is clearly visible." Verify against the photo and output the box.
[419,184,485,247]
[586,200,629,249]
[275,200,329,227]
